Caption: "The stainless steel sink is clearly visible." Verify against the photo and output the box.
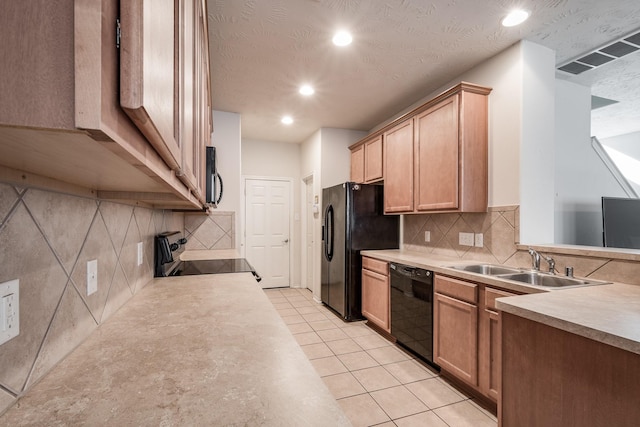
[447,263,610,289]
[498,271,609,288]
[448,264,523,276]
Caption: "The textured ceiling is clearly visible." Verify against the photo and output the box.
[207,0,640,143]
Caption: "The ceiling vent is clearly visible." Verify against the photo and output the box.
[557,29,640,75]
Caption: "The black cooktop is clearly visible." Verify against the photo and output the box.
[170,259,261,281]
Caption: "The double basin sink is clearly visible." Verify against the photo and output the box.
[448,264,609,289]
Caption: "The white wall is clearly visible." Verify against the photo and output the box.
[554,80,627,246]
[211,110,242,248]
[601,131,640,196]
[320,128,367,188]
[242,138,302,286]
[300,130,322,300]
[448,43,523,208]
[518,41,556,244]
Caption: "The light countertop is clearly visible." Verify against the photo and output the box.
[495,283,640,355]
[362,249,640,356]
[0,273,350,426]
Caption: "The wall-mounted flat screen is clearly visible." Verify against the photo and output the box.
[602,197,640,249]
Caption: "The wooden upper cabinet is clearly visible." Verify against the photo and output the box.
[120,0,181,171]
[350,143,365,183]
[177,0,196,190]
[364,135,383,183]
[457,88,490,212]
[350,134,383,184]
[384,120,414,213]
[415,95,459,211]
[176,0,211,199]
[348,82,490,215]
[0,1,206,209]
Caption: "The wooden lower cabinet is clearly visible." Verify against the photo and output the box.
[434,275,518,407]
[479,287,516,403]
[361,257,390,332]
[501,312,640,427]
[434,282,478,385]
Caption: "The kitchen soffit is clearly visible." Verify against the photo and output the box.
[207,0,640,143]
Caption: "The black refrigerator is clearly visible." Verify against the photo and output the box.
[321,182,399,321]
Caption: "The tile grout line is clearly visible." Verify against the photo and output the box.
[265,287,497,427]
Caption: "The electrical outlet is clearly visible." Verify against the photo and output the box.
[87,259,98,296]
[0,279,19,345]
[475,233,484,247]
[459,232,474,246]
[424,230,431,242]
[137,242,143,266]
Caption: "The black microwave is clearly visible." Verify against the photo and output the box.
[205,146,223,207]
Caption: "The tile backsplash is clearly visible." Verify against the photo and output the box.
[184,211,234,249]
[403,205,640,286]
[0,182,183,413]
[403,206,520,264]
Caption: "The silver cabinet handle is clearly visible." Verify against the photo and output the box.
[283,239,289,243]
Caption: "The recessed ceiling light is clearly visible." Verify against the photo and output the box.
[501,10,530,27]
[299,85,315,96]
[332,30,352,47]
[281,116,293,125]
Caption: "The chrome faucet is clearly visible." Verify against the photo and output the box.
[528,247,555,273]
[528,248,541,271]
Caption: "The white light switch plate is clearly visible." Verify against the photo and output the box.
[424,231,431,242]
[137,242,143,266]
[459,232,474,246]
[87,259,98,296]
[0,279,19,345]
[475,233,484,247]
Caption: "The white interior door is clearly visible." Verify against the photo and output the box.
[245,179,291,288]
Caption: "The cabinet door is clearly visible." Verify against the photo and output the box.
[350,144,365,183]
[415,95,459,211]
[479,287,516,402]
[434,292,478,385]
[362,268,390,332]
[120,0,181,171]
[176,0,197,193]
[194,0,212,198]
[486,309,500,401]
[364,135,383,183]
[384,120,414,213]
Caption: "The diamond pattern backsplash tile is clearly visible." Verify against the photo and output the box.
[403,206,640,285]
[0,182,184,414]
[185,211,234,250]
[404,206,523,265]
[0,184,18,226]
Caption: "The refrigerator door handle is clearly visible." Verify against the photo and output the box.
[324,204,334,261]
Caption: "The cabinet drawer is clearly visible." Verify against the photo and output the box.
[435,275,478,304]
[485,287,517,311]
[362,257,388,275]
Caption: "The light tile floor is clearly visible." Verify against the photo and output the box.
[264,287,498,427]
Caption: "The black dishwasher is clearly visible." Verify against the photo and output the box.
[390,263,438,368]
